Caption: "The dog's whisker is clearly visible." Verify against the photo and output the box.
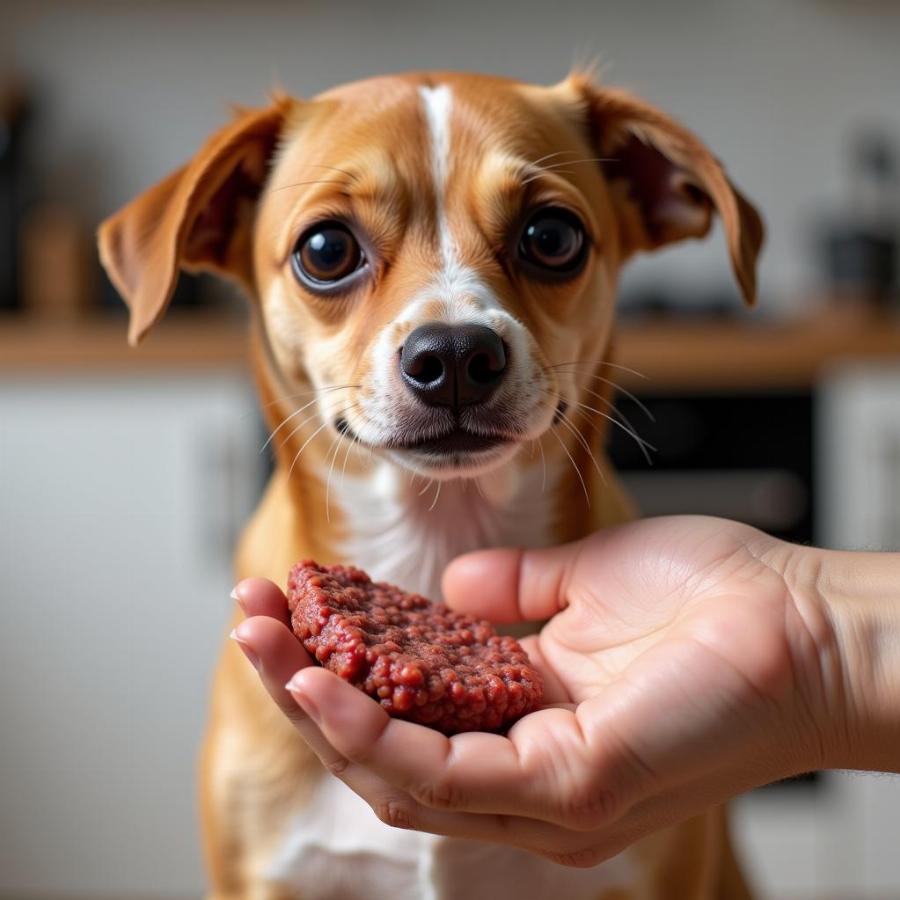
[340,428,359,489]
[287,401,355,482]
[570,399,657,464]
[521,155,618,185]
[276,407,328,453]
[549,359,649,381]
[538,435,547,494]
[418,478,434,497]
[324,430,345,525]
[549,426,591,507]
[582,378,656,423]
[541,156,616,170]
[554,407,604,478]
[551,363,656,423]
[579,386,651,448]
[269,178,350,193]
[523,149,604,174]
[296,163,357,180]
[528,149,578,168]
[521,169,576,185]
[261,385,360,452]
[428,479,442,513]
[573,397,658,451]
[261,396,323,453]
[569,397,656,451]
[552,361,654,421]
[287,419,331,481]
[259,384,359,411]
[325,402,363,521]
[579,401,655,467]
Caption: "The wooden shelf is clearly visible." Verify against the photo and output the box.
[2,308,899,392]
[614,309,900,392]
[0,313,250,373]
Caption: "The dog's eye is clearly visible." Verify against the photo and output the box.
[517,207,587,275]
[292,222,364,287]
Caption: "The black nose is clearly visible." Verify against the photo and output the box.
[399,323,508,408]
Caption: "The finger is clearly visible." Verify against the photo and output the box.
[287,666,633,830]
[441,540,587,623]
[232,616,357,776]
[232,616,313,723]
[319,758,616,863]
[339,776,626,866]
[232,577,291,626]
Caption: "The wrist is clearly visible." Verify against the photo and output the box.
[788,543,900,773]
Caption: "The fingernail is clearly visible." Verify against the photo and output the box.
[230,586,244,609]
[229,629,260,671]
[285,676,321,723]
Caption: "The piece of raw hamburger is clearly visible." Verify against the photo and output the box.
[287,560,543,735]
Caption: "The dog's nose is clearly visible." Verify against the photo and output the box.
[399,323,507,407]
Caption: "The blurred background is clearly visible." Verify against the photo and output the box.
[2,1,900,898]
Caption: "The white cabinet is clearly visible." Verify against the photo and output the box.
[818,364,900,553]
[0,373,262,898]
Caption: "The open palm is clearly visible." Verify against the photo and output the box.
[233,516,836,867]
[461,518,831,801]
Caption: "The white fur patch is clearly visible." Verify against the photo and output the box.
[419,84,455,267]
[416,84,501,319]
[335,457,552,601]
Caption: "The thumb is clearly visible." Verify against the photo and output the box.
[441,539,587,623]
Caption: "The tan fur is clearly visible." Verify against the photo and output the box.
[98,71,762,900]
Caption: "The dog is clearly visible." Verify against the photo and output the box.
[98,69,762,900]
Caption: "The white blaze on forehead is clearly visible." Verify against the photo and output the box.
[418,84,455,266]
[416,83,500,318]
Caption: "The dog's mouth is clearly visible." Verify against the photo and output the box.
[336,417,508,458]
[395,428,506,456]
[335,399,566,468]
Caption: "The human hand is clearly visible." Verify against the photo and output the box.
[231,516,884,866]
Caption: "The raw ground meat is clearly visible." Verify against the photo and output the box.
[287,560,544,734]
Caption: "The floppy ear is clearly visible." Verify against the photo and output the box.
[97,96,292,345]
[571,76,764,305]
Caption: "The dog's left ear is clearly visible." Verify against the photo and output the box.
[98,96,292,345]
[570,76,764,305]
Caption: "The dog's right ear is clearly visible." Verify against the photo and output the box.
[564,74,764,306]
[98,96,292,345]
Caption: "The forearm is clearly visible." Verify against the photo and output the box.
[803,545,900,773]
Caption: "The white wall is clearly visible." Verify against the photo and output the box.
[7,0,900,316]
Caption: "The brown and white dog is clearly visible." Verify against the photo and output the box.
[98,70,762,900]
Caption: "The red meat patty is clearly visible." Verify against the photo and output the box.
[286,560,543,734]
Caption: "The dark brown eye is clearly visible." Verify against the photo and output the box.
[518,207,587,275]
[292,221,364,287]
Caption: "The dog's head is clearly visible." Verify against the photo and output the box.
[99,72,762,483]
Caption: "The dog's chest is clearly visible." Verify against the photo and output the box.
[267,462,639,897]
[331,460,554,601]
